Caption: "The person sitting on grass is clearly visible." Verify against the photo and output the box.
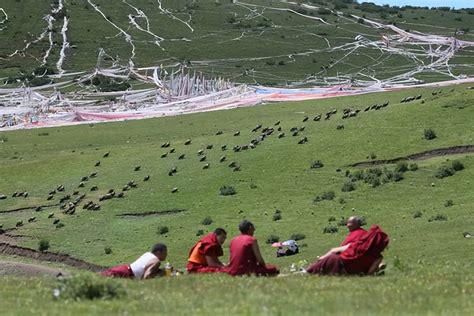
[318,216,367,261]
[225,220,279,276]
[187,228,227,273]
[101,243,167,279]
[306,225,389,276]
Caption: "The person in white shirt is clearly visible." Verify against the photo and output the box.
[101,243,167,279]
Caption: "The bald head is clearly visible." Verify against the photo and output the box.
[346,216,362,232]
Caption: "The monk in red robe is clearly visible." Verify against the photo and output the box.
[306,225,389,275]
[225,220,279,276]
[318,216,367,261]
[187,228,227,273]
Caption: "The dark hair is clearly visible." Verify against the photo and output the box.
[239,220,254,233]
[214,228,227,236]
[151,243,167,254]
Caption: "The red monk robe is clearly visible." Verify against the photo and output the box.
[307,225,389,275]
[341,227,367,246]
[225,234,279,276]
[187,233,225,273]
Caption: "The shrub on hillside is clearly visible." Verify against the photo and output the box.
[104,247,112,255]
[314,191,335,203]
[38,239,50,252]
[54,273,124,300]
[395,161,408,173]
[266,235,280,244]
[444,200,454,207]
[196,229,204,236]
[220,185,236,196]
[272,213,282,221]
[201,217,213,225]
[341,182,355,192]
[413,210,423,218]
[428,214,448,222]
[290,233,306,241]
[0,135,8,143]
[451,160,464,171]
[310,160,324,169]
[337,217,347,226]
[323,226,338,234]
[392,171,404,182]
[157,226,169,235]
[328,216,336,222]
[424,128,437,140]
[435,166,455,178]
[409,163,418,171]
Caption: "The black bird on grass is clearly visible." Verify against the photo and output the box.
[220,156,226,163]
[221,145,227,151]
[197,149,204,156]
[298,137,308,144]
[49,190,56,195]
[57,185,65,192]
[81,176,89,182]
[117,192,125,198]
[216,130,223,136]
[302,116,309,122]
[228,162,237,168]
[16,221,23,227]
[134,166,141,171]
[161,152,168,158]
[171,187,179,193]
[53,219,60,225]
[35,206,42,212]
[278,133,285,138]
[90,172,98,178]
[178,154,186,160]
[0,194,7,200]
[72,191,79,195]
[199,156,207,162]
[292,131,299,137]
[23,192,29,198]
[252,124,262,132]
[47,194,54,200]
[233,165,241,172]
[95,161,101,167]
[28,217,36,222]
[144,175,150,181]
[313,115,321,121]
[12,191,18,197]
[206,144,213,150]
[103,152,110,158]
[274,120,280,126]
[78,182,85,188]
[169,148,175,153]
[48,213,54,218]
[234,131,240,136]
[203,163,210,169]
[90,186,98,191]
[184,139,192,145]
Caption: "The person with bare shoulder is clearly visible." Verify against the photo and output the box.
[101,243,167,279]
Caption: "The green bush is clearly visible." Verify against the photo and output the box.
[220,185,236,196]
[201,217,213,225]
[393,171,404,182]
[314,191,335,203]
[424,129,437,140]
[38,239,50,252]
[435,166,455,178]
[428,214,448,222]
[444,200,454,207]
[328,216,336,222]
[323,226,338,234]
[0,135,8,143]
[337,217,347,226]
[272,213,282,221]
[413,210,423,218]
[55,273,124,300]
[104,247,112,255]
[266,235,280,244]
[409,163,418,171]
[310,160,324,169]
[451,160,464,171]
[341,182,355,192]
[395,161,408,173]
[196,229,204,236]
[158,226,169,235]
[290,233,306,241]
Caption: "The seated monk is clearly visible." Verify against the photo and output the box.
[306,225,389,276]
[101,243,167,279]
[225,220,279,276]
[318,216,367,261]
[187,228,227,273]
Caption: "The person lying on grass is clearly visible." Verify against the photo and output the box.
[101,243,167,279]
[187,228,227,273]
[225,220,279,276]
[306,225,389,276]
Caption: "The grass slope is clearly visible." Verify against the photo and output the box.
[0,0,473,84]
[0,84,473,314]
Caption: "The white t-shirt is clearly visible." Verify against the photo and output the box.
[130,252,157,279]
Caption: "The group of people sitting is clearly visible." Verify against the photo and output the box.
[102,217,389,279]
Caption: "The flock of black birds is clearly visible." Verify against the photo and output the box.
[0,94,418,235]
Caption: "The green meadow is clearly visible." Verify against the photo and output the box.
[0,84,473,315]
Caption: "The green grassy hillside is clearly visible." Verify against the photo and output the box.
[0,83,473,315]
[1,0,473,85]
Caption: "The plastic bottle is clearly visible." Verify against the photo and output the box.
[165,262,173,276]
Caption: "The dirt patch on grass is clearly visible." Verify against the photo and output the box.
[350,145,474,167]
[0,203,59,214]
[0,260,68,277]
[0,242,104,272]
[116,208,187,218]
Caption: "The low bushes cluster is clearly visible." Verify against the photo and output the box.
[54,273,124,300]
[220,185,236,196]
[313,191,335,203]
[323,226,338,234]
[157,226,169,235]
[266,235,280,244]
[428,214,448,222]
[201,217,213,225]
[435,160,464,179]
